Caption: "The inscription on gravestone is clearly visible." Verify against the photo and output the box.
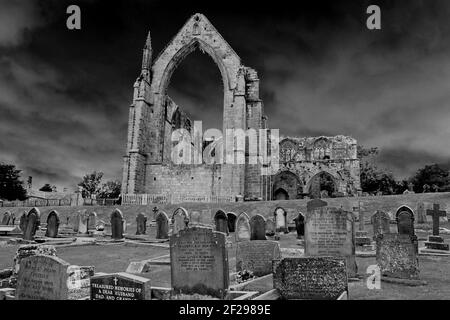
[273,257,348,300]
[170,227,228,299]
[16,255,70,300]
[90,272,151,300]
[376,233,419,280]
[305,207,357,276]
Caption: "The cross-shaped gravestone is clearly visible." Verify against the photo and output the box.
[427,204,446,236]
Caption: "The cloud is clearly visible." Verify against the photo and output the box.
[1,0,450,190]
[0,0,44,47]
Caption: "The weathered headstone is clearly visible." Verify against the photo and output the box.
[1,211,11,225]
[155,211,169,239]
[136,213,147,235]
[376,233,420,280]
[90,272,151,300]
[396,206,415,236]
[45,210,60,238]
[16,255,69,300]
[249,214,266,240]
[23,208,40,241]
[293,212,305,239]
[273,257,348,300]
[87,212,97,231]
[67,265,95,290]
[265,218,276,236]
[110,209,124,240]
[274,207,288,233]
[77,210,89,234]
[172,207,189,235]
[227,212,237,232]
[355,208,371,246]
[170,226,228,299]
[19,211,27,231]
[371,210,391,240]
[214,210,229,235]
[235,212,251,242]
[305,206,357,277]
[424,204,449,251]
[236,240,281,276]
[417,202,426,224]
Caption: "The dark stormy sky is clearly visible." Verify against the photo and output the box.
[0,0,450,191]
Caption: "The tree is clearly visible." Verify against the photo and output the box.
[98,180,122,199]
[39,184,56,192]
[409,164,450,193]
[0,163,27,201]
[358,146,397,194]
[77,171,104,198]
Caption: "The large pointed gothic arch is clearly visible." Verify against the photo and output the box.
[122,13,266,199]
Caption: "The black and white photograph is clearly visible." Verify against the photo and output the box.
[0,0,450,306]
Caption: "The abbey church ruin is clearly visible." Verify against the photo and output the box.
[121,14,361,203]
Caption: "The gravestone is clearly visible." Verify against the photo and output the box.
[274,207,288,233]
[306,198,328,213]
[155,211,169,239]
[265,218,276,237]
[16,255,70,300]
[293,212,305,239]
[305,206,357,277]
[396,206,415,236]
[170,226,228,299]
[376,233,420,280]
[1,211,11,225]
[67,265,95,290]
[91,272,151,300]
[235,212,251,242]
[19,212,27,231]
[273,257,348,300]
[214,210,229,235]
[172,207,189,235]
[417,202,426,224]
[227,212,237,232]
[371,210,391,240]
[355,209,371,246]
[110,209,124,240]
[424,204,449,251]
[236,240,281,276]
[87,212,97,231]
[249,214,266,240]
[23,208,40,241]
[77,210,89,234]
[45,210,60,238]
[136,213,147,235]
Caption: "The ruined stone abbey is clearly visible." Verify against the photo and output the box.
[121,14,361,202]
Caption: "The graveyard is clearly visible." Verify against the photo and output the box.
[1,192,450,300]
